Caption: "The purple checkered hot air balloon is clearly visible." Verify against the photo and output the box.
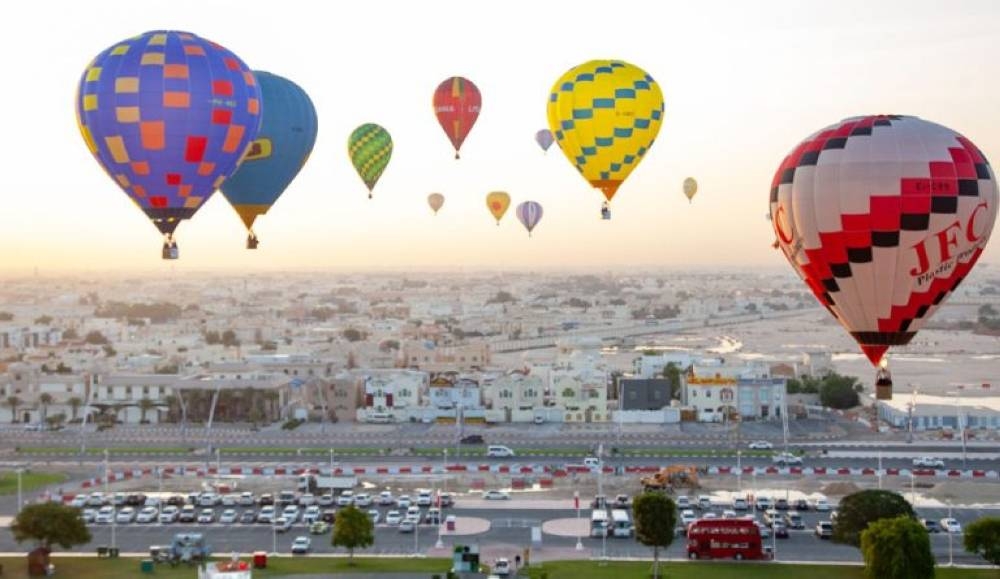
[516,201,543,237]
[76,30,262,259]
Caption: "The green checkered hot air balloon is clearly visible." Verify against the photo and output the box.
[348,123,393,199]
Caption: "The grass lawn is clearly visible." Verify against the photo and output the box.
[17,447,191,455]
[0,556,450,578]
[521,560,998,579]
[0,472,66,496]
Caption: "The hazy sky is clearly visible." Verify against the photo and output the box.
[2,0,1000,273]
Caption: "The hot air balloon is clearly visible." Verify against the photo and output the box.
[516,201,543,237]
[427,193,445,215]
[433,77,480,159]
[348,123,393,198]
[221,71,318,249]
[535,129,554,153]
[546,60,664,219]
[76,30,261,259]
[683,177,698,203]
[486,191,511,225]
[770,115,998,383]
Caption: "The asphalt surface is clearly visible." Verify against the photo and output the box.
[1,501,993,565]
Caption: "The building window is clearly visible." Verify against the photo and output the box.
[142,386,149,396]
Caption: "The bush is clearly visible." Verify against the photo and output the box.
[282,418,304,430]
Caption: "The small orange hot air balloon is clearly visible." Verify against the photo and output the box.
[486,191,511,225]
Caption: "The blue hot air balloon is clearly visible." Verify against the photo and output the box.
[221,71,318,248]
[76,30,262,259]
[535,129,554,153]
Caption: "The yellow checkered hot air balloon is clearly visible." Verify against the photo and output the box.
[547,60,664,219]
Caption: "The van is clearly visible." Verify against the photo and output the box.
[583,457,601,469]
[611,509,633,538]
[487,445,515,458]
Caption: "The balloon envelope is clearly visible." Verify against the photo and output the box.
[433,77,481,159]
[486,191,511,224]
[427,193,445,214]
[76,30,261,236]
[546,60,664,202]
[535,129,554,152]
[221,71,318,231]
[348,123,393,196]
[516,201,543,235]
[770,115,998,366]
[683,177,698,201]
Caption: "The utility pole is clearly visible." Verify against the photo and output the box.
[877,450,883,490]
[906,384,917,444]
[737,450,742,493]
[16,468,23,515]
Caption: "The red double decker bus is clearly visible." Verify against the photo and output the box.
[686,518,765,560]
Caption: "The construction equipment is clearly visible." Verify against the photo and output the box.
[640,466,700,493]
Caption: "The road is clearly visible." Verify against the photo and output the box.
[1,503,990,565]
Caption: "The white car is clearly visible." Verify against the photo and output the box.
[676,496,691,509]
[680,509,697,527]
[399,515,418,533]
[772,452,803,466]
[159,506,179,524]
[722,509,738,519]
[238,492,255,506]
[416,491,433,507]
[368,509,381,524]
[257,506,276,524]
[493,558,511,576]
[483,490,510,501]
[198,493,220,507]
[291,536,311,554]
[748,440,773,450]
[353,493,373,507]
[70,495,89,508]
[95,506,115,524]
[755,496,773,511]
[337,491,354,507]
[813,498,831,512]
[197,509,215,524]
[116,507,135,524]
[396,495,412,509]
[377,491,395,506]
[318,494,335,507]
[385,510,403,526]
[219,509,239,524]
[913,457,945,469]
[136,506,159,524]
[87,492,107,507]
[940,518,962,533]
[302,506,321,524]
[487,445,515,458]
[282,505,301,523]
[732,498,748,511]
[298,493,316,507]
[697,495,713,510]
[407,505,421,519]
[221,494,238,507]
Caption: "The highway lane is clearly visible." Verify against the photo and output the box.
[1,504,992,565]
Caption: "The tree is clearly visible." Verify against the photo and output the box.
[221,330,240,348]
[632,492,677,579]
[67,397,82,422]
[5,396,23,423]
[860,515,935,579]
[833,490,916,547]
[820,373,860,409]
[331,505,373,564]
[34,315,53,325]
[342,328,363,342]
[0,311,13,321]
[38,393,54,425]
[11,502,92,550]
[84,330,109,345]
[662,362,682,399]
[963,516,1000,565]
[138,398,156,423]
[62,328,79,340]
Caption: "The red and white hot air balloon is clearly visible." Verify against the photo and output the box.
[770,115,997,370]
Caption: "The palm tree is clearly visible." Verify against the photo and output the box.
[4,396,23,423]
[38,393,54,425]
[138,397,155,423]
[163,395,178,422]
[67,396,83,422]
[263,391,280,422]
[111,403,127,424]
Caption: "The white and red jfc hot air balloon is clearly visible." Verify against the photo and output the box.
[770,115,997,374]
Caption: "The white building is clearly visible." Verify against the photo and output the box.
[483,370,545,423]
[683,374,788,422]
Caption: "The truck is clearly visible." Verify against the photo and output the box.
[640,466,700,492]
[297,474,358,494]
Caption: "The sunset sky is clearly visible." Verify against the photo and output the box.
[2,0,999,273]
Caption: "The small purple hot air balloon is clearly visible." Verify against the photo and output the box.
[535,129,554,153]
[516,201,543,237]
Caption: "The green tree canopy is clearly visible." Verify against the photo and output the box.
[342,328,363,342]
[11,502,92,550]
[820,373,860,409]
[860,515,935,579]
[963,516,1000,565]
[84,331,109,345]
[633,492,677,579]
[833,489,916,547]
[332,505,373,564]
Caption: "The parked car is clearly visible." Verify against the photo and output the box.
[680,509,697,527]
[722,510,738,519]
[483,490,510,501]
[940,518,962,533]
[321,509,337,524]
[763,509,780,527]
[274,517,293,533]
[197,509,215,524]
[298,493,316,507]
[116,507,136,524]
[815,521,833,539]
[70,495,89,508]
[81,509,97,524]
[755,496,773,511]
[460,434,485,445]
[354,493,373,507]
[219,509,239,524]
[913,457,945,469]
[758,522,771,539]
[774,498,790,510]
[922,518,942,533]
[676,496,691,509]
[493,558,511,576]
[87,492,107,507]
[302,506,321,524]
[732,498,748,511]
[112,493,127,507]
[813,498,831,512]
[368,509,381,524]
[238,492,255,507]
[396,495,412,509]
[793,498,810,511]
[257,506,276,524]
[773,521,790,539]
[697,495,713,510]
[748,440,773,450]
[158,506,179,524]
[291,536,311,554]
[178,506,197,523]
[399,515,418,533]
[784,512,804,529]
[136,506,158,524]
[337,491,355,507]
[125,494,147,507]
[277,491,297,507]
[258,494,275,506]
[377,491,395,506]
[221,494,238,507]
[318,494,335,507]
[385,510,403,526]
[166,495,187,507]
[439,493,454,508]
[282,505,301,523]
[198,493,220,507]
[240,510,256,524]
[614,494,631,509]
[416,491,432,507]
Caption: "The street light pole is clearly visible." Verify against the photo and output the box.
[103,449,110,495]
[947,500,954,566]
[16,468,23,515]
[737,450,742,493]
[574,490,583,551]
